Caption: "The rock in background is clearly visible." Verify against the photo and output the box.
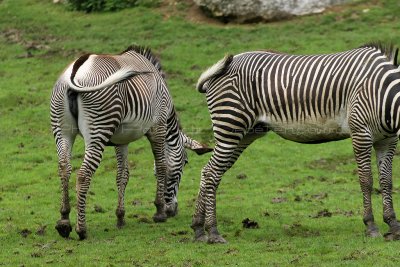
[193,0,353,23]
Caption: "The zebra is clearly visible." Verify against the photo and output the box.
[192,43,400,243]
[50,45,212,240]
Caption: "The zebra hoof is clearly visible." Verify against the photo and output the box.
[383,231,400,241]
[76,228,87,240]
[116,219,126,229]
[166,203,178,218]
[153,213,167,223]
[193,234,208,242]
[365,225,380,238]
[55,219,72,238]
[207,234,227,244]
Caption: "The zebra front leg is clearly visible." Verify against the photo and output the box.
[55,137,75,238]
[147,126,168,223]
[352,134,380,237]
[75,145,105,240]
[374,137,400,240]
[115,144,129,228]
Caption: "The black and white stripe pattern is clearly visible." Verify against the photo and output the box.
[51,45,211,240]
[192,43,400,243]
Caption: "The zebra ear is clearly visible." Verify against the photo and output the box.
[181,132,213,155]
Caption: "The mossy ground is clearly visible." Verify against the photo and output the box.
[1,0,400,266]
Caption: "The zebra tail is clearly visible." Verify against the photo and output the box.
[68,53,152,92]
[68,68,152,92]
[196,54,233,93]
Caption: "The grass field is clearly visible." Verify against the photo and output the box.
[2,0,400,266]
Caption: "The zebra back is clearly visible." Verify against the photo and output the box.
[360,42,399,67]
[121,45,166,79]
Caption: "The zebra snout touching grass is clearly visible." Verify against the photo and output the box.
[192,43,400,243]
[50,45,212,240]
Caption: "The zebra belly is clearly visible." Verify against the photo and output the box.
[261,114,351,143]
[110,121,153,144]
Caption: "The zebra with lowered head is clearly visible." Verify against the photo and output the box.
[192,43,400,243]
[50,45,212,240]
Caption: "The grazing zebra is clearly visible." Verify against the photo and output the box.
[192,43,400,243]
[50,45,212,240]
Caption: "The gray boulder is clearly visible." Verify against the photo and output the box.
[194,0,352,23]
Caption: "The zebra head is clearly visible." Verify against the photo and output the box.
[163,130,213,217]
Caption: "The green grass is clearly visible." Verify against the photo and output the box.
[2,0,400,265]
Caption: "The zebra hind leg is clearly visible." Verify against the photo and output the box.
[192,141,253,243]
[191,128,264,243]
[75,144,106,240]
[115,145,129,228]
[55,137,75,238]
[374,137,400,240]
[352,134,380,237]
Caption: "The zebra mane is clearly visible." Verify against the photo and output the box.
[121,45,166,79]
[196,54,234,93]
[361,42,399,67]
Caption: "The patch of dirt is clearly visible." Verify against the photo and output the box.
[36,225,47,236]
[137,215,152,224]
[158,0,223,25]
[308,159,334,170]
[311,192,328,200]
[283,223,320,237]
[271,197,287,204]
[324,0,381,18]
[236,173,247,180]
[294,195,302,202]
[131,199,142,206]
[171,230,188,236]
[242,218,259,229]
[1,28,59,58]
[334,209,355,217]
[308,155,354,171]
[31,252,43,258]
[94,204,105,213]
[311,209,332,218]
[225,248,239,255]
[342,249,369,261]
[19,228,32,238]
[287,178,304,188]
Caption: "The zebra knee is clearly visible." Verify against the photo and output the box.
[58,159,72,177]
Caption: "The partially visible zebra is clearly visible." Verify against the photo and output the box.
[192,43,400,243]
[50,45,212,240]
